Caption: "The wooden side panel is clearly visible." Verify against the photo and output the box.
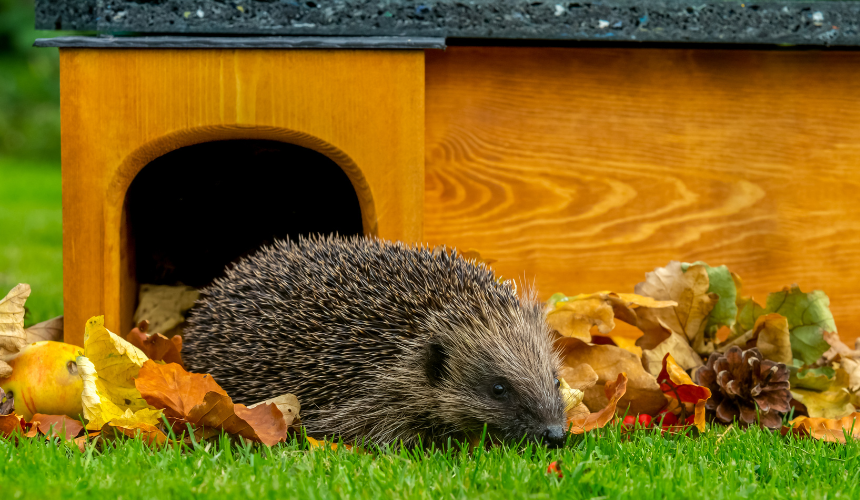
[61,49,425,345]
[425,47,860,344]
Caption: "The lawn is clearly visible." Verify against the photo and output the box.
[2,425,858,500]
[1,156,857,499]
[0,156,62,325]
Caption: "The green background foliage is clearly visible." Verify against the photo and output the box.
[0,0,65,323]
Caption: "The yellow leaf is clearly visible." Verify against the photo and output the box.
[77,355,163,430]
[791,367,856,420]
[546,292,675,343]
[609,336,643,358]
[0,284,29,355]
[83,316,150,413]
[558,377,584,413]
[752,313,793,364]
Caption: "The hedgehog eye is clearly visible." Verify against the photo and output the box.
[554,378,560,390]
[492,383,506,397]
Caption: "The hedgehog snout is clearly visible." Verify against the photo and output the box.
[540,425,566,448]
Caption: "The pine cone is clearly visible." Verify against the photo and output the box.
[695,346,791,429]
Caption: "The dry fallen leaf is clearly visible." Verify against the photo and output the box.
[546,292,675,343]
[77,355,163,430]
[751,314,793,364]
[791,367,856,420]
[135,360,225,423]
[83,316,150,413]
[642,333,704,376]
[126,320,184,366]
[249,394,302,430]
[0,283,29,355]
[0,413,24,437]
[556,336,665,416]
[783,413,860,443]
[32,413,84,441]
[132,284,199,336]
[635,262,718,355]
[567,373,628,434]
[136,360,287,446]
[24,315,63,344]
[103,420,169,447]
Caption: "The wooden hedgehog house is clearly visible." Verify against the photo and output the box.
[35,0,860,346]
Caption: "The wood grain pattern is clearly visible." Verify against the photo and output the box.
[424,47,860,344]
[61,48,425,345]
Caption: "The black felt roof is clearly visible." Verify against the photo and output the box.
[36,0,860,46]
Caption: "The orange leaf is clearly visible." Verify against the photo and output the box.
[135,360,226,421]
[127,320,184,366]
[656,354,711,432]
[0,413,24,437]
[105,421,169,446]
[32,414,84,441]
[567,373,628,434]
[136,361,286,446]
[74,431,100,452]
[783,413,860,443]
[306,435,351,451]
[185,392,287,447]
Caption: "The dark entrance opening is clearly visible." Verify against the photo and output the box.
[125,140,364,288]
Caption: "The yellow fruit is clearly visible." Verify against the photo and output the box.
[0,341,84,420]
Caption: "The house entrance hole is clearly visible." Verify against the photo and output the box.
[125,139,364,288]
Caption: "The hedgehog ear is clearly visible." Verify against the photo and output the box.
[424,342,449,386]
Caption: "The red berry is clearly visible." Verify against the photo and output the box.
[658,412,679,427]
[547,461,563,478]
[622,415,636,426]
[637,414,653,427]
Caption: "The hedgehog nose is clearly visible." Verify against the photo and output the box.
[541,425,566,448]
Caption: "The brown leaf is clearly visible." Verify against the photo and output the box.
[783,413,860,443]
[642,333,704,376]
[547,292,676,343]
[248,394,301,430]
[187,392,287,447]
[0,283,29,354]
[135,360,226,422]
[568,373,628,434]
[32,414,84,441]
[74,431,100,452]
[132,284,199,337]
[751,314,793,364]
[634,262,718,355]
[559,363,598,392]
[24,315,63,343]
[0,413,23,437]
[126,320,184,366]
[556,336,665,415]
[136,361,286,446]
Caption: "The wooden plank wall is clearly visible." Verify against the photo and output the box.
[424,47,860,344]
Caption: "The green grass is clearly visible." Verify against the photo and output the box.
[2,425,858,500]
[0,156,62,325]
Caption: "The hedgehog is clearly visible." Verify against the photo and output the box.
[182,235,567,447]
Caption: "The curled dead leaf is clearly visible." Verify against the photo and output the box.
[783,413,860,443]
[642,333,703,376]
[556,336,665,416]
[24,315,63,344]
[133,284,199,336]
[546,292,675,343]
[567,373,628,434]
[0,283,29,355]
[656,354,711,432]
[635,262,718,355]
[249,394,302,430]
[126,320,184,366]
[136,361,286,446]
